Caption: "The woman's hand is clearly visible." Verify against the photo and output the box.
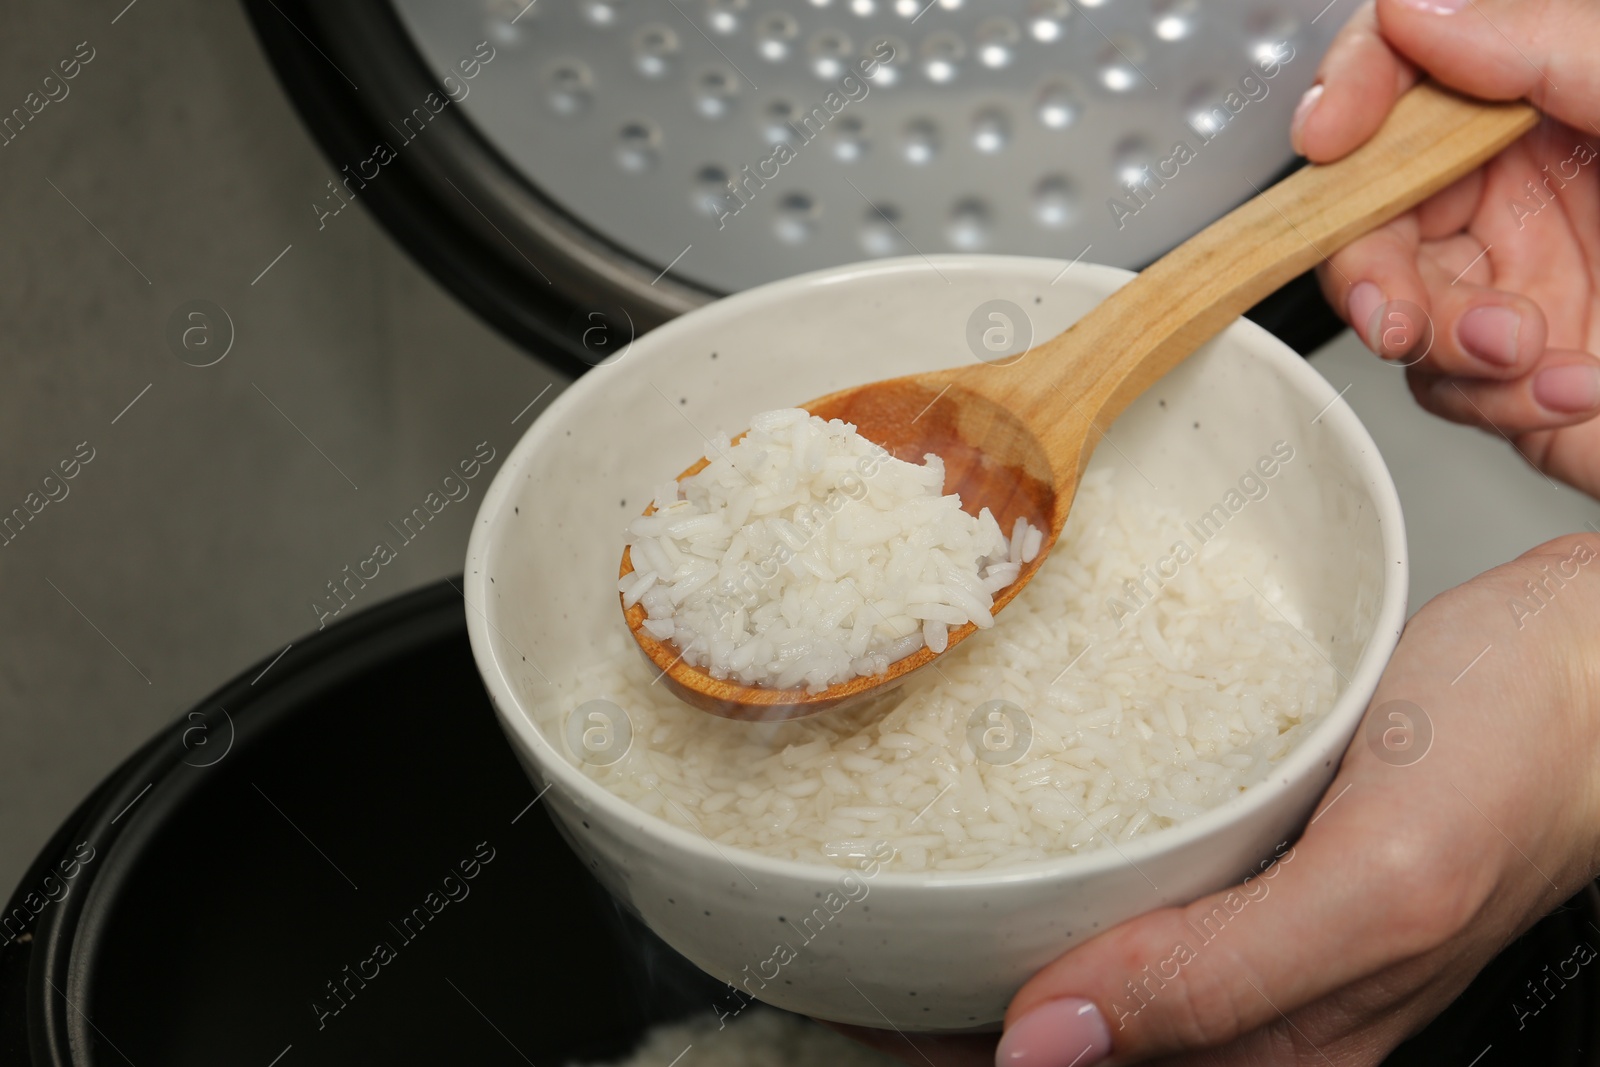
[992,535,1600,1065]
[1301,0,1600,497]
[980,13,1600,1060]
[840,536,1600,1066]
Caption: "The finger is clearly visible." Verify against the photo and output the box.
[1314,170,1484,359]
[998,774,1479,1064]
[1374,0,1600,127]
[1412,167,1483,241]
[1317,216,1555,379]
[1292,1,1418,162]
[1316,216,1432,358]
[1145,956,1479,1067]
[1408,349,1600,434]
[1446,130,1599,351]
[1404,282,1549,379]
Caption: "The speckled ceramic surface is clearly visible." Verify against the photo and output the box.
[463,254,1408,1030]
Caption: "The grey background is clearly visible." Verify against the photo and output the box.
[1,0,1596,901]
[0,0,557,897]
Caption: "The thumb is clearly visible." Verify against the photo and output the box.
[1374,0,1600,127]
[996,771,1466,1065]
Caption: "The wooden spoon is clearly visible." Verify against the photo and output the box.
[621,81,1537,721]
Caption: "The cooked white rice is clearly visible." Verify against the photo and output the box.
[620,408,1040,692]
[570,1009,893,1067]
[558,466,1338,872]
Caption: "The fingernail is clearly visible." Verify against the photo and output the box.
[996,999,1112,1067]
[1290,83,1323,155]
[1395,0,1465,12]
[1456,306,1521,367]
[1346,282,1384,352]
[1533,365,1600,413]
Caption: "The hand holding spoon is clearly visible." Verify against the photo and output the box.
[622,81,1537,721]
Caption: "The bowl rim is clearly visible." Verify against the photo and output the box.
[464,252,1409,891]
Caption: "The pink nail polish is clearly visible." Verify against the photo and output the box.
[1346,282,1385,352]
[1456,305,1521,366]
[995,998,1112,1067]
[1290,84,1323,155]
[1395,0,1465,12]
[1533,365,1600,413]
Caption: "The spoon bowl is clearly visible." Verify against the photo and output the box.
[622,81,1537,720]
[621,377,1063,719]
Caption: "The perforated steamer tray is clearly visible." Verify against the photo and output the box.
[395,0,1339,292]
[244,0,1351,370]
[1,579,1595,1065]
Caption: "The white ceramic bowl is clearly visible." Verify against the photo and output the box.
[464,255,1407,1031]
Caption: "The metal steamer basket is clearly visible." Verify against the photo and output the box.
[248,0,1347,371]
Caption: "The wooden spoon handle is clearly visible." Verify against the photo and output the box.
[1022,81,1539,436]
